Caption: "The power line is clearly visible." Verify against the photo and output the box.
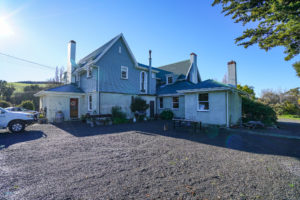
[0,52,56,70]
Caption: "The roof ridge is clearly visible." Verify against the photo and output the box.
[78,34,121,64]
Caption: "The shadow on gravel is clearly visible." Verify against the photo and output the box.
[0,130,46,149]
[54,120,300,159]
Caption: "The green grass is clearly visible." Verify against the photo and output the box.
[9,83,47,93]
[278,114,300,121]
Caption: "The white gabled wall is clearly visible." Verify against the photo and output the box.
[184,92,227,125]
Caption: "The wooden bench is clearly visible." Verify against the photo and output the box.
[86,114,112,125]
[173,118,202,132]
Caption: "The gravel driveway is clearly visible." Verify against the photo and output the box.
[0,121,300,199]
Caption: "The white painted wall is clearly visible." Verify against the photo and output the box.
[228,91,242,124]
[185,92,227,125]
[157,95,185,118]
[40,94,84,122]
[99,93,155,118]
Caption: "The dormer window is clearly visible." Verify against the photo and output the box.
[121,66,128,79]
[166,75,173,84]
[87,67,92,78]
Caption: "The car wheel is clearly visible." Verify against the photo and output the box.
[9,121,25,133]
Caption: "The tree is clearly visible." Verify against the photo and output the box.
[55,66,59,83]
[0,80,15,101]
[59,66,65,83]
[130,97,149,113]
[237,84,255,98]
[212,0,300,76]
[293,62,300,77]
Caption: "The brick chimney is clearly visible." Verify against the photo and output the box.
[227,60,237,87]
[67,40,76,84]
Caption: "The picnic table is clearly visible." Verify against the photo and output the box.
[172,118,202,132]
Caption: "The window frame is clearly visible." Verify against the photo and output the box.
[121,66,128,79]
[140,71,147,93]
[152,72,156,79]
[198,93,209,111]
[166,75,173,85]
[88,94,93,111]
[119,46,122,54]
[172,96,179,109]
[159,97,164,109]
[87,67,92,78]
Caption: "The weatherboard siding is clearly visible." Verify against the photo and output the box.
[96,38,156,95]
[79,69,97,93]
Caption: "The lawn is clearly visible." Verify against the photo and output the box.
[0,121,299,199]
[278,114,300,121]
[9,82,48,93]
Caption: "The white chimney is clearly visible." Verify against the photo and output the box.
[189,52,199,84]
[227,60,237,87]
[190,52,197,66]
[67,40,76,84]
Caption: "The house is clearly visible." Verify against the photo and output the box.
[35,33,243,127]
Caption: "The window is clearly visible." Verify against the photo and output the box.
[152,72,156,79]
[87,67,92,78]
[172,96,179,109]
[198,93,209,111]
[140,71,147,93]
[167,75,173,84]
[159,97,163,109]
[88,95,92,111]
[121,66,128,79]
[119,46,122,54]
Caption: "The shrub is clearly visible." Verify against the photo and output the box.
[19,100,35,110]
[111,106,127,121]
[130,96,149,113]
[160,110,174,120]
[0,100,12,108]
[242,96,277,125]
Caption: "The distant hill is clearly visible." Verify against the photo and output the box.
[10,82,48,93]
[16,81,55,84]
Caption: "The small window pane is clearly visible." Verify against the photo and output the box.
[198,93,208,101]
[199,102,209,110]
[160,97,163,108]
[168,76,173,84]
[173,97,179,109]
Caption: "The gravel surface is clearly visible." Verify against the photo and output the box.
[0,121,300,200]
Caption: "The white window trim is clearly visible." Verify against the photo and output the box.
[159,97,164,109]
[197,93,209,112]
[88,94,93,111]
[140,71,147,93]
[87,67,92,78]
[172,96,179,110]
[152,72,156,79]
[166,75,173,85]
[121,66,128,79]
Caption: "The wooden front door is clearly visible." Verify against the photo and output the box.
[70,98,79,118]
[150,101,155,118]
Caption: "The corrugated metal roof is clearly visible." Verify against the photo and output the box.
[157,79,233,95]
[157,80,196,95]
[157,60,191,76]
[46,84,84,93]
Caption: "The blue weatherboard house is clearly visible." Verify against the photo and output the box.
[35,34,243,126]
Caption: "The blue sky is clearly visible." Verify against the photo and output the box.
[0,0,299,96]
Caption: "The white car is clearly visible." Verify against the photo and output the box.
[0,107,36,133]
